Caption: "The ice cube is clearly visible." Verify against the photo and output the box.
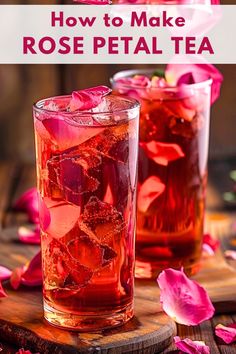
[79,196,126,245]
[67,234,116,270]
[44,239,92,289]
[47,149,101,205]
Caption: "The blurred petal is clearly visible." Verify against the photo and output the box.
[16,349,39,354]
[166,63,223,104]
[202,233,220,256]
[18,225,40,245]
[157,268,215,325]
[174,336,210,354]
[0,265,12,281]
[138,176,165,213]
[224,250,236,260]
[140,141,185,166]
[73,0,110,3]
[0,281,7,298]
[14,188,39,224]
[10,252,42,289]
[70,86,112,111]
[215,323,236,344]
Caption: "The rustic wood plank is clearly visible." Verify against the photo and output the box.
[0,163,17,230]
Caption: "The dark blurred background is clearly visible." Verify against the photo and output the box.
[0,64,235,162]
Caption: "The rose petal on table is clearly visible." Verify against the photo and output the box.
[10,252,42,289]
[224,250,236,260]
[70,86,112,111]
[174,336,210,354]
[157,268,215,325]
[13,188,39,224]
[16,349,39,354]
[140,141,185,166]
[0,265,12,281]
[202,233,220,256]
[21,252,42,287]
[0,281,7,298]
[18,225,40,245]
[138,176,165,213]
[165,63,223,104]
[215,323,236,344]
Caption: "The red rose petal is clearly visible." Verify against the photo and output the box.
[0,266,12,281]
[18,225,40,245]
[157,268,215,325]
[70,85,112,111]
[138,176,165,213]
[14,188,39,224]
[10,267,25,290]
[0,282,7,298]
[174,336,210,354]
[166,63,223,104]
[140,141,185,166]
[215,323,236,344]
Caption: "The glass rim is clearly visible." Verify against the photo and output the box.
[110,69,213,91]
[33,93,140,120]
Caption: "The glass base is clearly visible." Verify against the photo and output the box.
[135,259,201,279]
[44,301,134,332]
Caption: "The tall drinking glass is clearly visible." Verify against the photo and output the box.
[112,69,212,278]
[33,93,140,331]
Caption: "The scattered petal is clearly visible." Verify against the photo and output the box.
[140,141,185,166]
[202,233,220,256]
[215,323,236,344]
[10,252,42,289]
[166,63,223,104]
[13,188,39,224]
[138,176,165,213]
[224,250,236,260]
[174,336,210,354]
[0,282,7,298]
[70,86,112,111]
[157,268,215,325]
[0,265,12,281]
[16,349,39,354]
[18,225,40,245]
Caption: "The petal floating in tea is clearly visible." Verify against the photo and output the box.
[0,265,12,281]
[174,336,210,354]
[14,188,39,224]
[18,225,40,245]
[215,323,236,344]
[138,176,165,213]
[140,141,185,166]
[157,268,215,325]
[70,86,112,111]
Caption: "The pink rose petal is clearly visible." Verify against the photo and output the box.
[0,282,7,298]
[0,265,12,281]
[138,176,165,213]
[18,225,40,245]
[157,268,215,325]
[10,252,42,289]
[174,336,210,354]
[166,63,223,104]
[14,188,39,224]
[70,85,112,111]
[140,141,185,166]
[224,250,236,260]
[42,117,103,151]
[215,323,236,344]
[73,0,110,4]
[16,349,39,354]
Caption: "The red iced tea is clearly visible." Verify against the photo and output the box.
[112,70,212,278]
[33,93,139,330]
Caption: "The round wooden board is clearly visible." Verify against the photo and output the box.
[0,282,175,354]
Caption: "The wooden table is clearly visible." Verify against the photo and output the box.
[0,161,236,354]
